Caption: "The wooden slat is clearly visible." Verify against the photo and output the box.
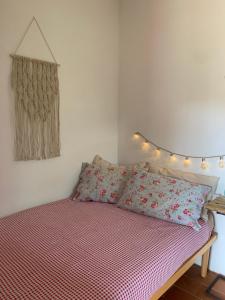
[201,248,210,278]
[205,197,225,215]
[150,233,217,300]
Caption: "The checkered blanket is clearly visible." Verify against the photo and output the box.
[0,199,212,299]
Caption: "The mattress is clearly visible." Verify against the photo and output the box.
[0,199,212,300]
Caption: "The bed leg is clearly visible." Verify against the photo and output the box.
[201,248,210,278]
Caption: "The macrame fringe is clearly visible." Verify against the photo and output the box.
[11,55,60,161]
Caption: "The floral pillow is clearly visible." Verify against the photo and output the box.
[73,163,136,203]
[117,171,211,230]
[71,162,89,199]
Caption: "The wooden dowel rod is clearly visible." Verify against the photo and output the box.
[10,54,60,66]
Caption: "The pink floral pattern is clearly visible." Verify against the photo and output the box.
[118,171,211,230]
[74,164,138,204]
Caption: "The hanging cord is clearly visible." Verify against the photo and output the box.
[134,131,225,160]
[12,16,59,65]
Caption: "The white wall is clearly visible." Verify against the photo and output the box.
[119,0,225,275]
[0,0,119,217]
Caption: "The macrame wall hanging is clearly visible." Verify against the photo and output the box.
[10,17,60,161]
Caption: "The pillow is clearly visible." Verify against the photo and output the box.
[92,154,149,171]
[73,163,133,203]
[117,170,211,231]
[148,164,219,220]
[70,162,89,199]
[148,164,219,199]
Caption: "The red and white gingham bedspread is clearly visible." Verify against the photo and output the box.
[0,199,212,300]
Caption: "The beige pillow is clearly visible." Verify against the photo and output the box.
[148,163,219,220]
[92,155,149,171]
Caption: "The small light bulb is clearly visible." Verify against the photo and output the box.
[170,153,176,162]
[184,157,190,167]
[133,132,140,140]
[201,158,208,170]
[219,156,225,168]
[142,140,150,151]
[155,148,161,157]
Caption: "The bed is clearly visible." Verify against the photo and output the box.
[0,198,216,300]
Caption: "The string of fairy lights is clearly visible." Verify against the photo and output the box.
[133,132,225,170]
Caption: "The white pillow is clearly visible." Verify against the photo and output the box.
[92,155,149,171]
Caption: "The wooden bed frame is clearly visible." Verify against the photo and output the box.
[150,231,217,300]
